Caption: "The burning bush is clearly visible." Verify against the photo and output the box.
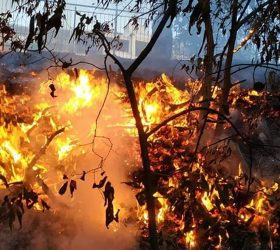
[123,75,280,249]
[1,69,280,249]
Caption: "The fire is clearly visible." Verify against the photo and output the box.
[201,192,214,211]
[134,73,195,128]
[55,137,77,161]
[246,185,276,216]
[1,68,280,248]
[185,230,196,248]
[0,69,107,215]
[138,205,149,225]
[137,193,169,225]
[130,73,278,246]
[153,192,169,223]
[64,70,95,112]
[40,69,103,114]
[2,140,22,163]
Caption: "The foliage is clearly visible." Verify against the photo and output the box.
[127,86,280,249]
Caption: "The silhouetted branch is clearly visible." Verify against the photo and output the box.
[28,128,65,169]
[147,107,245,140]
[127,12,170,75]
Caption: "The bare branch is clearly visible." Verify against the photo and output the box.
[127,12,170,75]
[238,0,274,29]
[147,107,245,140]
[28,128,65,169]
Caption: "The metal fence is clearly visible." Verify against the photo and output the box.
[0,1,152,59]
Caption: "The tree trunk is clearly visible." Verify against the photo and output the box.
[203,0,214,108]
[105,10,170,250]
[220,0,238,115]
[124,73,158,250]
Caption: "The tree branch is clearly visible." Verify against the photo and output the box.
[28,128,65,169]
[238,0,273,29]
[147,107,245,139]
[127,12,170,75]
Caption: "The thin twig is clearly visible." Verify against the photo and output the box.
[194,112,209,155]
[28,128,65,169]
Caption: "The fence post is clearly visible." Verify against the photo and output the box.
[73,6,77,28]
[73,6,77,54]
[113,4,118,55]
[129,32,136,59]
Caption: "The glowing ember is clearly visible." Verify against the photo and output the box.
[185,230,196,249]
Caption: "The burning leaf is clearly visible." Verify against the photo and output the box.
[8,207,15,231]
[61,59,73,69]
[92,183,98,189]
[0,174,8,188]
[105,206,120,229]
[58,181,68,196]
[15,205,23,229]
[2,196,9,206]
[69,180,77,197]
[104,181,118,228]
[80,171,86,181]
[41,199,50,211]
[217,186,230,205]
[114,209,120,223]
[104,182,114,207]
[245,215,255,227]
[198,176,209,191]
[16,195,24,214]
[40,180,50,195]
[98,177,108,187]
[136,191,146,206]
[105,203,114,228]
[74,68,79,79]
[121,181,142,189]
[92,176,107,189]
[23,189,38,209]
[49,83,57,98]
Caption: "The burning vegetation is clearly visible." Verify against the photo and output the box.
[0,69,280,249]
